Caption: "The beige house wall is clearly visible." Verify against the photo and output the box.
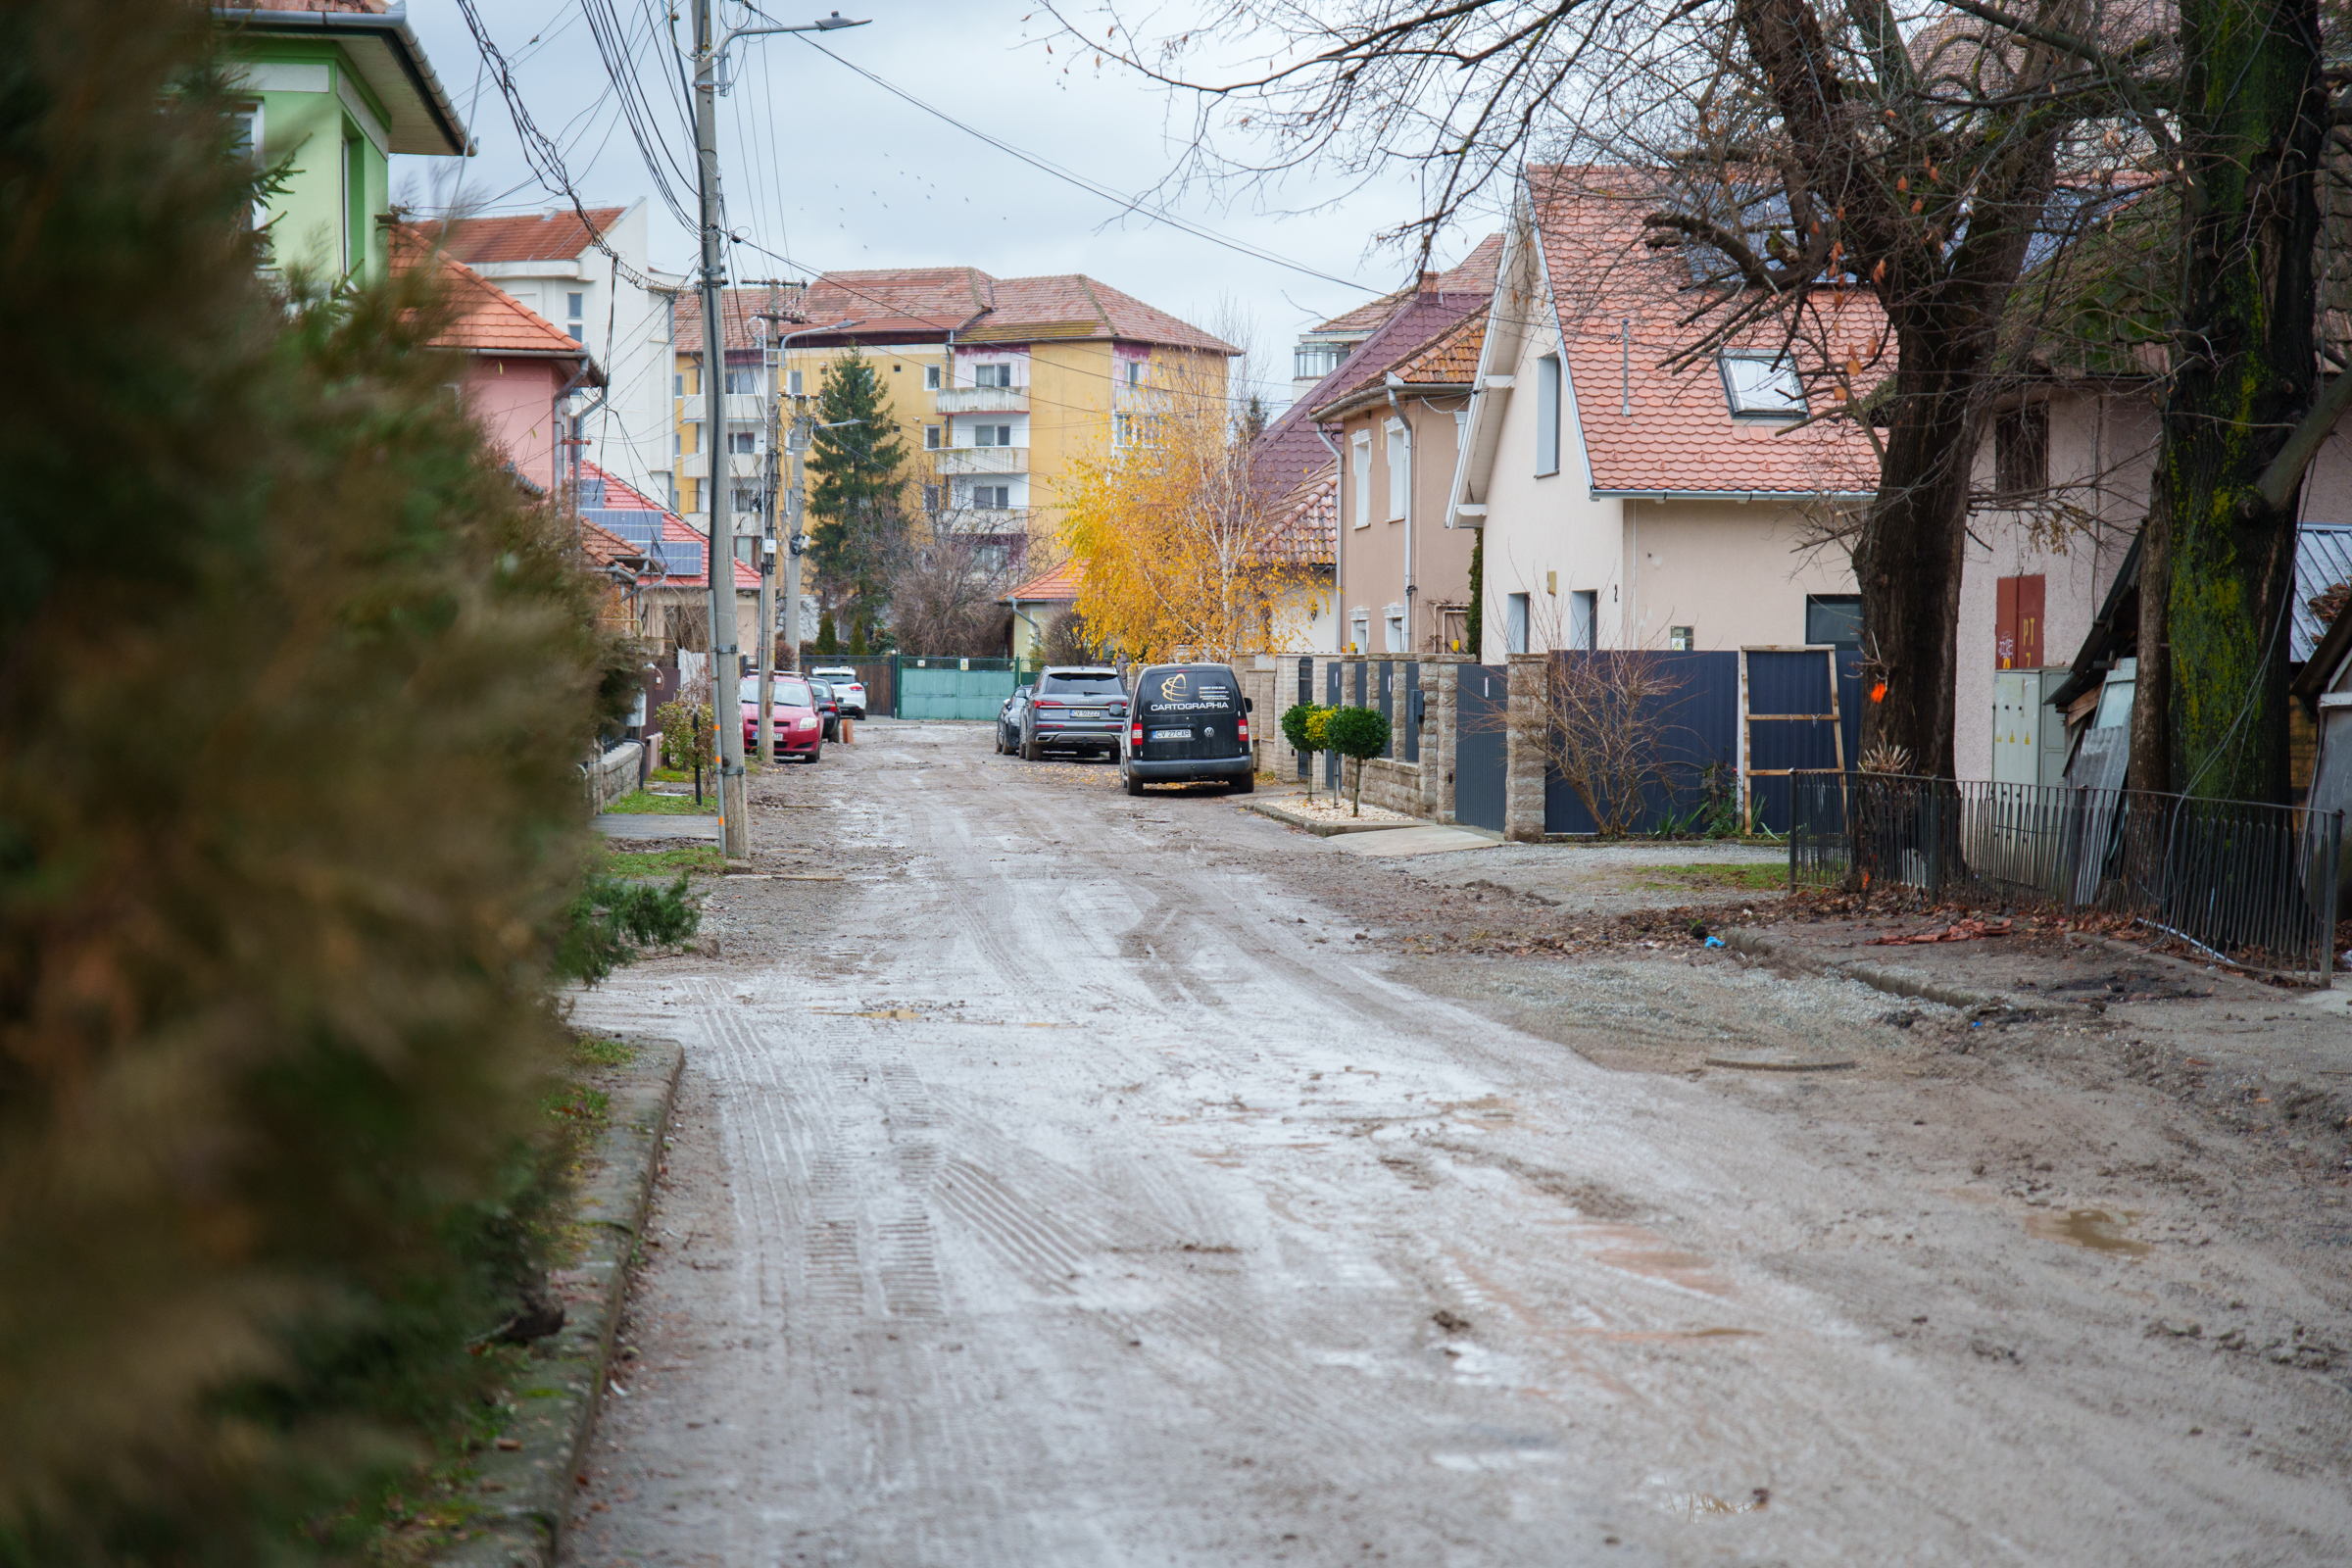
[1335,395,1478,654]
[1616,499,1856,651]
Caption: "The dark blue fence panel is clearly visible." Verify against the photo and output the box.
[1744,650,1846,833]
[1325,662,1343,791]
[1455,664,1508,832]
[1542,651,1740,835]
[1296,658,1313,780]
[1404,662,1421,764]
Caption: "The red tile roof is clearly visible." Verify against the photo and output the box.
[1004,561,1082,604]
[577,461,760,589]
[393,228,598,365]
[580,517,648,570]
[438,207,629,266]
[1529,167,1880,496]
[674,270,1237,356]
[1307,288,1490,418]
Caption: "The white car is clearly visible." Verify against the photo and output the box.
[809,666,866,718]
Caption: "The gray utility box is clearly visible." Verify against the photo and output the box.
[1992,667,2073,788]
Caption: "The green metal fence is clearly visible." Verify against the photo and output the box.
[893,656,1038,720]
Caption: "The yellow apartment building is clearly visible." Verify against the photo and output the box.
[673,270,1234,648]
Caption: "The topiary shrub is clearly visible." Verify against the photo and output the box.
[1279,701,1327,800]
[1323,705,1393,815]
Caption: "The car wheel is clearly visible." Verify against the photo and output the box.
[1123,760,1147,797]
[1021,731,1042,762]
[808,742,822,763]
[1227,771,1255,795]
[993,725,1004,755]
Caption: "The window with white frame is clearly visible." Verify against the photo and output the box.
[970,484,1011,510]
[925,364,942,390]
[972,423,1013,448]
[1384,605,1405,653]
[1350,430,1372,529]
[565,292,584,344]
[1535,355,1561,475]
[727,430,757,455]
[924,424,941,450]
[974,362,1013,388]
[1386,420,1408,520]
[1125,361,1142,387]
[1718,353,1806,417]
[787,369,804,396]
[723,368,757,395]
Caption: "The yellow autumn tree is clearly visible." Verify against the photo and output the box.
[1059,360,1309,663]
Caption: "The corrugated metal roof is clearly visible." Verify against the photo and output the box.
[2295,523,2352,662]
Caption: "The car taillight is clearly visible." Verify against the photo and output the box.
[1131,722,1144,746]
[1237,715,1250,743]
[1036,699,1062,709]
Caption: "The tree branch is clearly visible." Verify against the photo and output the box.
[2254,370,2352,513]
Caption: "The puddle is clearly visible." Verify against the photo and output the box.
[2026,1208,2149,1255]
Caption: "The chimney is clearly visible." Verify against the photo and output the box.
[1419,270,1440,292]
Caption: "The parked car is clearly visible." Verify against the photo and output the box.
[809,665,867,718]
[808,678,842,741]
[1120,662,1253,795]
[739,674,822,762]
[1018,667,1128,760]
[994,684,1033,755]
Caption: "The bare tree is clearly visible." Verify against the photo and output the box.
[885,519,1030,657]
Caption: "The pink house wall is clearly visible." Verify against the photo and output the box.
[462,357,571,493]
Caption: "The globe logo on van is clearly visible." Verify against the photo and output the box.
[1158,672,1189,702]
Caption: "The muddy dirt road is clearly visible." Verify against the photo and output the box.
[564,721,2352,1566]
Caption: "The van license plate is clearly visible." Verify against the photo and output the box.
[1149,727,1192,741]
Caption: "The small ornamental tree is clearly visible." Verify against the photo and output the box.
[1279,701,1325,801]
[1323,705,1392,816]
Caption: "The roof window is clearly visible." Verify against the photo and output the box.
[1719,354,1806,419]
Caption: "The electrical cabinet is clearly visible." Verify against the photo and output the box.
[1992,667,2071,787]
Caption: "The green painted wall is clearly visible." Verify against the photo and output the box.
[230,41,396,283]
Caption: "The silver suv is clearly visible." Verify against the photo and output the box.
[1018,667,1127,760]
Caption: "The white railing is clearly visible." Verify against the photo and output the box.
[934,447,1028,475]
[935,386,1029,414]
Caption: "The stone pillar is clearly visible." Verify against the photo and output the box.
[1503,651,1548,842]
[1424,654,1470,823]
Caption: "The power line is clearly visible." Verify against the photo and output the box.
[793,35,1379,295]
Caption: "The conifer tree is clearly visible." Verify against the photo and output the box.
[807,351,909,639]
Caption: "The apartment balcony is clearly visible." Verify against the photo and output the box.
[935,385,1028,415]
[676,392,767,424]
[933,446,1028,475]
[678,450,766,481]
[931,506,1035,533]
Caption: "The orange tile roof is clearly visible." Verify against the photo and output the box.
[1393,313,1486,386]
[1004,561,1082,604]
[392,228,600,367]
[580,517,648,570]
[1266,466,1337,567]
[1307,234,1505,335]
[1529,167,1880,496]
[676,270,1236,356]
[438,207,629,266]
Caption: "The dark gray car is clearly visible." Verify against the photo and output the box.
[1120,663,1254,795]
[1019,667,1127,760]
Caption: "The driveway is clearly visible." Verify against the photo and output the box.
[562,722,2352,1566]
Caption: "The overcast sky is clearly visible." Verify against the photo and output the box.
[389,1,1498,408]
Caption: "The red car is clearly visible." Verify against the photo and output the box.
[741,675,823,761]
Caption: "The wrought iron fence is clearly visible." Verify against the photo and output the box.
[1791,774,2344,983]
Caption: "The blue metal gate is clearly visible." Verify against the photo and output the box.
[1455,664,1508,832]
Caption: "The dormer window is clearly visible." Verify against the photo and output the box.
[1719,353,1806,418]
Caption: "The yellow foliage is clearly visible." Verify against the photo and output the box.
[1058,361,1310,664]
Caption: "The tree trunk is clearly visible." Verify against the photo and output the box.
[2161,0,2324,803]
[1852,360,1977,779]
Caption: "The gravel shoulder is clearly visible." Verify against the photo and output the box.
[559,721,2352,1567]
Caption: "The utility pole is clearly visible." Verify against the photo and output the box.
[692,0,748,858]
[756,285,780,767]
[689,7,867,812]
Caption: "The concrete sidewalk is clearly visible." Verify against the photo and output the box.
[595,813,720,841]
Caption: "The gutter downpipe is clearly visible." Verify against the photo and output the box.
[1315,423,1345,653]
[1387,378,1414,652]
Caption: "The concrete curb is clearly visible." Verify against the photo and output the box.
[437,1037,684,1568]
[1717,927,1998,1012]
[1242,798,1425,837]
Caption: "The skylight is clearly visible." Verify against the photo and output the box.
[1719,354,1807,418]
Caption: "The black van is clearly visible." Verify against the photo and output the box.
[1121,663,1255,796]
